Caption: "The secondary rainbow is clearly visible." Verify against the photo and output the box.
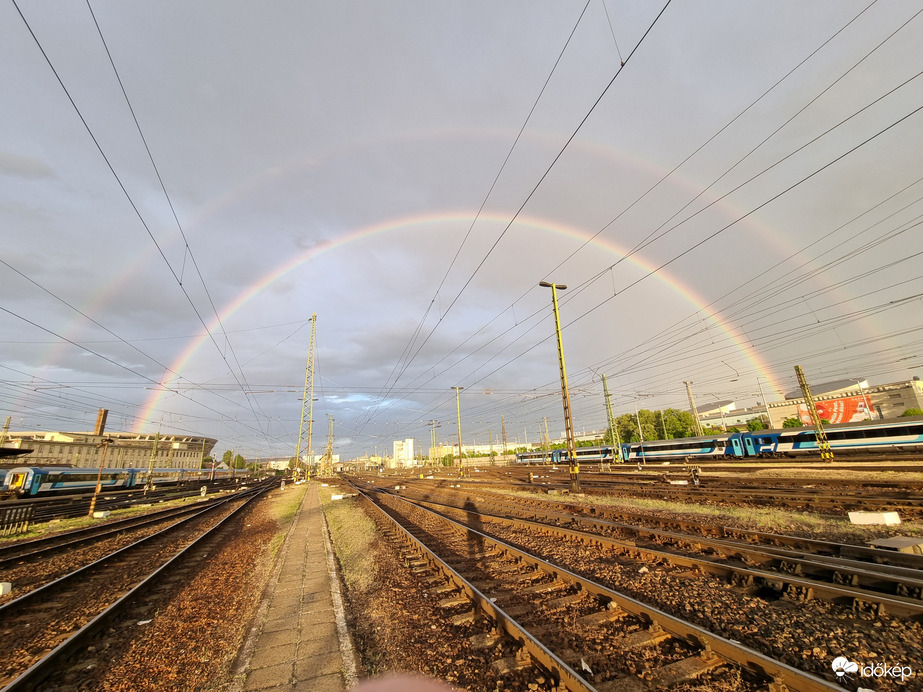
[133,210,784,431]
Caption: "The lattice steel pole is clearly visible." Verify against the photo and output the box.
[294,314,317,479]
[684,381,705,438]
[602,374,622,467]
[795,365,834,462]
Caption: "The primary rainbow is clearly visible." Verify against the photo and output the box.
[133,210,784,431]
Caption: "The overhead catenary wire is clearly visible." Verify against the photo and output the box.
[348,1,674,442]
[349,2,910,441]
[11,0,272,445]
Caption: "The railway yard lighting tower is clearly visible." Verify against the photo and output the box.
[539,281,579,492]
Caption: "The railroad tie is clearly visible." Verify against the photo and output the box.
[521,579,568,595]
[546,591,586,610]
[490,647,532,676]
[437,595,470,609]
[577,606,628,627]
[450,610,475,626]
[615,624,670,650]
[646,650,723,688]
[428,582,457,595]
[468,631,504,650]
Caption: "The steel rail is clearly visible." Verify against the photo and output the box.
[398,486,923,600]
[406,480,923,571]
[0,485,268,692]
[356,486,597,692]
[400,490,923,620]
[0,491,246,569]
[358,484,839,692]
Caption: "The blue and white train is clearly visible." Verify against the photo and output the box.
[1,466,236,498]
[515,417,923,464]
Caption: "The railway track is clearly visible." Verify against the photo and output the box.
[0,482,276,605]
[356,483,843,691]
[0,483,271,691]
[379,484,923,620]
[425,470,923,518]
[0,476,254,527]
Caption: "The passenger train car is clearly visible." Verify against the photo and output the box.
[621,434,744,462]
[1,466,237,498]
[742,417,923,457]
[516,446,622,465]
[514,417,923,464]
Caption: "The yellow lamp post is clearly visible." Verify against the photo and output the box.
[539,281,579,492]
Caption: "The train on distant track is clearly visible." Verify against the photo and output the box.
[0,466,239,498]
[515,416,923,464]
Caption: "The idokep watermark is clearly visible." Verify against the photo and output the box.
[831,656,914,683]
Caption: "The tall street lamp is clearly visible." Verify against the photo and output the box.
[539,281,579,492]
[452,386,464,477]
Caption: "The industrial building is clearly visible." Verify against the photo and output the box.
[0,409,216,468]
[698,377,923,429]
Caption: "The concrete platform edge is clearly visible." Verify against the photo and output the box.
[321,494,360,687]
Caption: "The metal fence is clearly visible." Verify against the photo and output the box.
[1,504,34,536]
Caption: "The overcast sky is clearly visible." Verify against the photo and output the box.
[2,1,922,461]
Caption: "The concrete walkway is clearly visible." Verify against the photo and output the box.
[240,483,355,691]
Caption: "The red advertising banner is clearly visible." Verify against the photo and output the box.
[798,395,871,425]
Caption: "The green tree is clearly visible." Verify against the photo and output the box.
[661,408,697,438]
[223,452,246,469]
[616,410,659,443]
[747,417,767,432]
[782,417,803,428]
[901,408,923,417]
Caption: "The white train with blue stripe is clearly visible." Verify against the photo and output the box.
[1,466,235,498]
[515,417,923,463]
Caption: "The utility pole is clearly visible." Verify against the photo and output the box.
[501,415,508,458]
[429,419,440,466]
[488,430,494,465]
[601,374,622,467]
[321,414,335,475]
[88,437,112,516]
[145,432,159,495]
[757,378,775,429]
[684,381,705,437]
[539,281,579,492]
[294,314,317,480]
[795,365,834,462]
[452,387,464,477]
[634,405,645,463]
[542,417,550,464]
